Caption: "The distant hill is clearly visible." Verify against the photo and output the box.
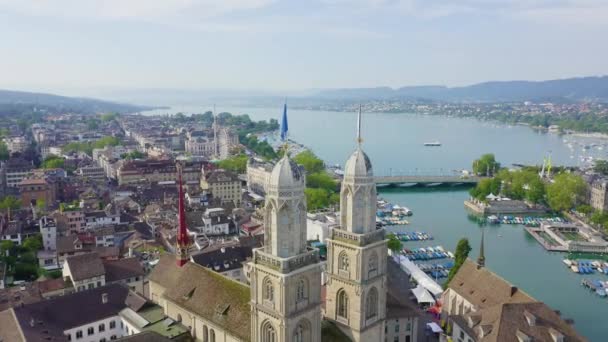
[313,76,608,102]
[0,89,153,114]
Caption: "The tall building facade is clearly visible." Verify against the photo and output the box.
[249,156,323,342]
[324,111,388,342]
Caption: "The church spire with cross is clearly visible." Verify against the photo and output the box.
[477,228,486,269]
[175,162,191,267]
[357,104,363,146]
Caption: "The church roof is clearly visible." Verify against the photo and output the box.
[269,155,305,189]
[344,148,373,178]
[150,255,251,341]
[456,302,585,342]
[447,259,535,310]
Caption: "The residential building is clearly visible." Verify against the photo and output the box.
[118,159,202,185]
[200,169,241,206]
[85,210,121,229]
[18,177,56,209]
[246,158,273,196]
[191,245,253,283]
[5,283,189,342]
[63,252,107,291]
[3,158,33,187]
[4,135,29,154]
[63,252,145,294]
[441,233,585,342]
[40,215,57,251]
[55,206,87,232]
[590,179,608,212]
[78,164,107,180]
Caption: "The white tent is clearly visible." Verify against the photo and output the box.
[394,255,444,297]
[411,285,436,304]
[426,322,443,334]
[486,193,498,200]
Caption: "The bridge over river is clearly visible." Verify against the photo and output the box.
[373,174,483,187]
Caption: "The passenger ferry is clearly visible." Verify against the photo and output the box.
[423,141,441,146]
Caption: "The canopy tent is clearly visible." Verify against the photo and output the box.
[426,322,443,334]
[486,193,498,200]
[394,255,444,297]
[411,285,436,304]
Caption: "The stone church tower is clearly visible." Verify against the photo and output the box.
[250,156,323,342]
[325,109,387,342]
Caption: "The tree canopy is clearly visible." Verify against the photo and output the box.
[293,151,325,174]
[445,238,472,287]
[594,160,608,176]
[0,196,21,211]
[0,141,9,160]
[217,154,248,173]
[472,154,500,176]
[386,233,402,253]
[546,173,587,212]
[41,155,65,169]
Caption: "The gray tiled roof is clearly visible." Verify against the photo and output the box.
[65,252,105,281]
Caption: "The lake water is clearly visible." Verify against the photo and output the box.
[143,105,608,341]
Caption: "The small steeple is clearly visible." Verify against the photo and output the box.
[176,162,191,267]
[356,104,363,146]
[477,228,486,269]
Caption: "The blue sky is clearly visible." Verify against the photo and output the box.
[1,0,607,94]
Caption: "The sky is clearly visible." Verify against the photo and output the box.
[1,0,607,95]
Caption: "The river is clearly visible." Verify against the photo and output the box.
[142,105,608,341]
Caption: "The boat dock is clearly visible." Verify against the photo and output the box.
[394,231,433,241]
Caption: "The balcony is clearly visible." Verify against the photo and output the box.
[253,247,320,274]
[330,228,386,247]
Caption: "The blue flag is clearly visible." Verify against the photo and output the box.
[280,103,288,141]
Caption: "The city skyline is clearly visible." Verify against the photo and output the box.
[1,0,608,95]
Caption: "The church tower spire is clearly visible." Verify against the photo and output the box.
[477,228,486,269]
[175,162,191,267]
[325,110,387,342]
[249,106,322,342]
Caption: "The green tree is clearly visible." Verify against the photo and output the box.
[23,234,43,252]
[525,177,545,204]
[217,154,249,173]
[41,155,65,169]
[546,173,587,212]
[469,177,501,201]
[304,188,338,210]
[0,141,9,160]
[445,238,472,287]
[306,172,338,190]
[472,154,500,176]
[386,233,402,253]
[293,151,325,173]
[121,150,146,160]
[0,240,15,256]
[100,112,119,122]
[594,160,608,176]
[576,204,593,215]
[0,196,21,210]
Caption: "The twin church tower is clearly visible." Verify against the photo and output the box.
[249,109,387,342]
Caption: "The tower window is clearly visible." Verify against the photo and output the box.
[337,289,349,319]
[261,321,276,342]
[338,252,349,272]
[264,277,274,303]
[296,279,307,302]
[366,287,378,319]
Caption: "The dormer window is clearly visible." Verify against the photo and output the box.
[523,310,536,326]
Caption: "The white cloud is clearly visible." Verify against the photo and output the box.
[0,0,276,20]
